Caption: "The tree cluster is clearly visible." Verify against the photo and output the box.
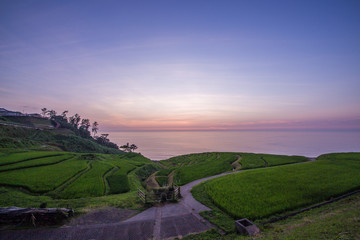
[40,108,119,150]
[120,142,138,152]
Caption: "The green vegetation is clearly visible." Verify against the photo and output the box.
[155,168,174,186]
[0,125,123,154]
[0,116,53,129]
[0,158,88,193]
[238,153,307,169]
[183,192,360,240]
[0,151,65,166]
[0,149,154,210]
[193,153,360,221]
[161,153,235,185]
[1,154,74,171]
[106,159,137,194]
[107,174,130,194]
[59,160,113,199]
[161,152,308,185]
[260,154,307,166]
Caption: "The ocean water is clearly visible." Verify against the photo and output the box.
[108,130,360,160]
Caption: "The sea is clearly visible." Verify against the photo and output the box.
[108,130,360,160]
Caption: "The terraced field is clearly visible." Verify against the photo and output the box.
[0,151,65,166]
[160,152,307,185]
[0,151,154,204]
[192,152,360,220]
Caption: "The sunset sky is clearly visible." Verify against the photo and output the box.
[1,0,360,131]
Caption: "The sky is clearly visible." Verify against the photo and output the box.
[1,0,360,131]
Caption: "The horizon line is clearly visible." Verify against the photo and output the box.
[102,128,360,133]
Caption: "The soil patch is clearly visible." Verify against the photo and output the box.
[145,171,160,190]
[231,155,242,170]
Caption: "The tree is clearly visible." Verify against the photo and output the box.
[80,119,91,131]
[120,143,138,152]
[120,142,130,152]
[92,121,99,137]
[41,108,48,117]
[47,110,57,119]
[61,110,68,121]
[130,144,138,152]
[69,114,81,128]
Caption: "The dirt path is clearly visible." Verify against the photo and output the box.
[231,154,242,170]
[0,170,240,240]
[145,171,160,190]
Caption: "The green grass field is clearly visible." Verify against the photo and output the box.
[193,152,360,220]
[0,158,88,193]
[161,152,308,185]
[0,151,66,166]
[0,154,75,171]
[106,160,137,194]
[58,160,113,199]
[0,150,153,205]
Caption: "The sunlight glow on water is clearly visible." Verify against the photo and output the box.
[108,130,360,160]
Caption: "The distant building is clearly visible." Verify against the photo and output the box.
[0,108,44,118]
[27,113,42,118]
[0,108,23,117]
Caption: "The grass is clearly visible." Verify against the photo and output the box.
[107,174,130,194]
[260,154,308,166]
[0,158,88,193]
[0,124,124,154]
[161,152,308,185]
[0,150,152,212]
[165,152,236,185]
[106,161,137,194]
[193,153,360,220]
[183,193,360,240]
[58,160,113,199]
[156,176,169,187]
[0,186,143,211]
[0,151,65,166]
[0,154,75,171]
[155,168,174,186]
[238,153,307,169]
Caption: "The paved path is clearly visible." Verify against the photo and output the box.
[0,171,239,240]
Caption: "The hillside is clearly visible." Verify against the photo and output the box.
[0,150,158,210]
[0,116,123,154]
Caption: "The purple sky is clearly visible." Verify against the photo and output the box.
[1,0,360,131]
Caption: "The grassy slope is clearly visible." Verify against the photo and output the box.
[160,152,308,185]
[58,160,114,199]
[191,152,360,235]
[182,193,360,240]
[0,124,123,154]
[0,157,88,193]
[0,151,155,210]
[0,154,75,171]
[0,151,65,165]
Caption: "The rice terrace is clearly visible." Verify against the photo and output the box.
[1,0,360,239]
[1,132,360,239]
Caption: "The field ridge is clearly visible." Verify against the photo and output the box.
[0,153,65,166]
[48,160,93,197]
[0,155,76,172]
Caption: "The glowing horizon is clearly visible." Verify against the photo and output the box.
[1,1,360,132]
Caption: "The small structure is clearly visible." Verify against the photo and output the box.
[235,218,260,236]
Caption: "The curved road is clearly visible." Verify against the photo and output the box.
[0,171,239,240]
